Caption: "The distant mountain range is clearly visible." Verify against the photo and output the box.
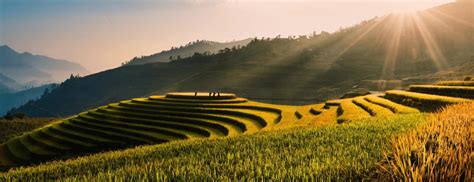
[0,45,88,91]
[0,73,22,93]
[10,1,474,117]
[0,84,58,116]
[125,39,253,65]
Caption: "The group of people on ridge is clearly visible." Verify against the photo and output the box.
[194,92,220,97]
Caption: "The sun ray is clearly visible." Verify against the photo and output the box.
[332,16,387,62]
[429,8,474,29]
[380,14,405,80]
[421,10,465,38]
[412,12,449,71]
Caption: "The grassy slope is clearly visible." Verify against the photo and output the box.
[0,114,425,180]
[0,118,56,143]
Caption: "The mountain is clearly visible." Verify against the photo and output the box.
[9,1,474,117]
[125,39,253,65]
[0,84,57,116]
[0,45,88,86]
[0,73,22,94]
[402,59,474,85]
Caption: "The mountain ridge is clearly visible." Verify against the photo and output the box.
[0,45,88,86]
[125,38,253,65]
[9,1,474,117]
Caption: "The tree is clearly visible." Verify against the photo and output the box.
[4,112,14,120]
[42,88,50,97]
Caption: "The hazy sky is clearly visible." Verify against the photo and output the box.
[0,0,453,73]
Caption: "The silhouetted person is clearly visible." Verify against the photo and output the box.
[213,92,216,97]
[218,92,220,97]
[195,92,197,96]
[209,92,212,96]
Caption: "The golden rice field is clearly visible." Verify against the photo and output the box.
[0,81,472,180]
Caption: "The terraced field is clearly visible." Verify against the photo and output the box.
[0,93,305,167]
[0,82,473,168]
[315,82,473,123]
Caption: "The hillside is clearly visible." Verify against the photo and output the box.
[0,80,472,179]
[0,84,58,116]
[402,60,474,85]
[9,1,474,117]
[125,39,252,66]
[1,81,473,166]
[0,45,88,86]
[0,73,21,94]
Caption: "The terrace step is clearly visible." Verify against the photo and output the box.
[29,130,73,151]
[353,97,393,116]
[336,99,371,123]
[83,111,213,138]
[107,104,263,132]
[6,137,33,162]
[119,101,270,128]
[409,85,474,99]
[384,90,470,112]
[78,113,191,139]
[149,96,247,104]
[19,134,59,156]
[165,92,237,100]
[130,98,282,114]
[53,122,124,145]
[43,124,105,147]
[67,119,157,144]
[364,95,419,114]
[90,108,231,136]
[435,81,474,86]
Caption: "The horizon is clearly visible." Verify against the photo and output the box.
[0,0,453,73]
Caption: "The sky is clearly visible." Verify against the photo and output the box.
[0,0,453,73]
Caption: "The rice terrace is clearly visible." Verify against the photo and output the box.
[0,0,473,181]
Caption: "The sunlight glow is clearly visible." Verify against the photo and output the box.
[412,12,449,70]
[381,14,405,79]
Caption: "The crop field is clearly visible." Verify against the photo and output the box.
[0,82,472,179]
[384,90,470,111]
[409,85,474,99]
[0,93,310,167]
[0,114,426,180]
[381,102,473,181]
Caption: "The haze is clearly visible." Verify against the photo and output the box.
[0,0,452,73]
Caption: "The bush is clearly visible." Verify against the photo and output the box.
[3,113,14,120]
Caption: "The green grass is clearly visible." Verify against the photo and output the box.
[409,85,474,99]
[435,81,474,86]
[0,118,56,143]
[0,114,426,180]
